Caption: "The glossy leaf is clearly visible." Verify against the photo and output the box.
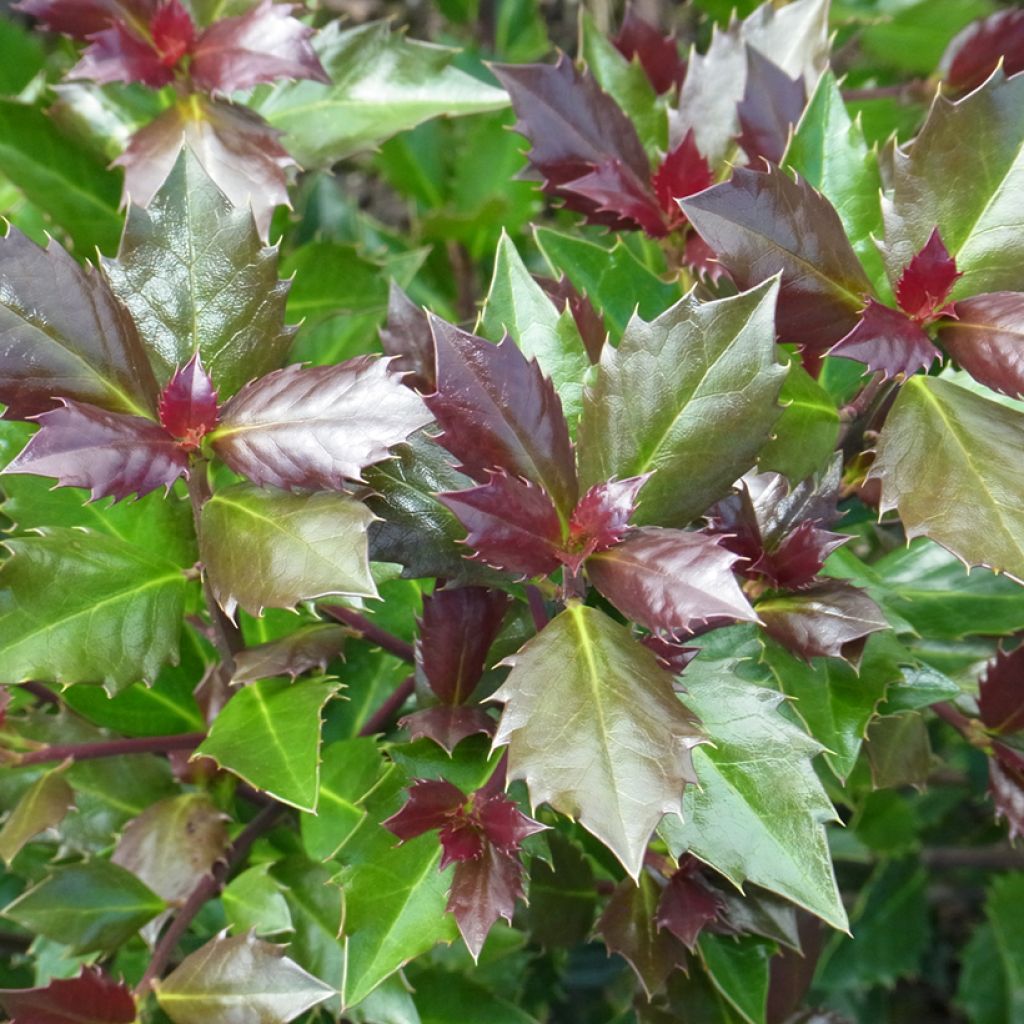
[447,844,524,960]
[537,274,607,364]
[0,967,136,1024]
[979,645,1024,735]
[870,375,1024,583]
[493,603,702,878]
[231,623,349,684]
[222,864,293,937]
[401,706,495,754]
[829,298,939,379]
[154,932,334,1024]
[650,130,714,229]
[657,868,722,952]
[211,358,430,490]
[200,484,377,617]
[698,933,773,1024]
[736,47,806,166]
[578,280,786,526]
[895,228,962,322]
[939,291,1024,398]
[560,158,667,236]
[0,763,74,865]
[941,8,1024,92]
[565,475,648,569]
[613,6,686,95]
[379,282,435,394]
[196,677,339,811]
[158,353,218,447]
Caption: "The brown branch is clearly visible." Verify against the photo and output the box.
[17,732,206,766]
[921,846,1024,871]
[321,605,415,663]
[359,675,415,737]
[19,681,60,706]
[933,701,973,735]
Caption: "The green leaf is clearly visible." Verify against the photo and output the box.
[493,604,702,879]
[578,280,786,526]
[103,150,292,393]
[257,21,509,168]
[0,528,189,692]
[866,712,933,789]
[0,20,44,94]
[479,232,589,422]
[222,864,293,937]
[196,677,339,811]
[0,763,74,866]
[411,969,539,1024]
[870,375,1024,583]
[200,484,378,617]
[0,100,122,255]
[2,860,164,954]
[661,631,846,931]
[785,70,889,297]
[698,934,773,1024]
[534,227,681,338]
[154,932,334,1024]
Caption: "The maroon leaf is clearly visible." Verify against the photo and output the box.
[941,8,1024,94]
[426,316,578,517]
[439,818,485,867]
[565,475,649,572]
[990,753,1024,840]
[758,520,847,591]
[613,6,687,95]
[828,299,940,379]
[190,0,329,95]
[979,644,1024,735]
[757,581,889,663]
[231,623,350,684]
[13,0,133,37]
[4,400,188,501]
[681,166,872,351]
[381,779,466,841]
[475,792,545,852]
[379,282,435,393]
[71,22,174,87]
[0,966,136,1024]
[683,232,730,285]
[561,159,668,236]
[586,527,757,638]
[418,586,509,705]
[400,706,495,754]
[212,357,431,490]
[939,291,1024,398]
[895,228,962,323]
[439,472,564,579]
[150,0,193,62]
[641,635,699,674]
[736,47,806,167]
[656,867,723,951]
[651,130,714,230]
[536,275,607,363]
[448,843,524,960]
[158,352,218,449]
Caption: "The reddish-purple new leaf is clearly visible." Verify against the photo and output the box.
[439,473,564,579]
[426,316,578,517]
[0,966,136,1024]
[212,357,431,490]
[990,753,1024,840]
[400,706,495,754]
[4,400,188,501]
[758,520,847,590]
[895,228,962,322]
[651,130,714,230]
[475,792,545,852]
[586,527,757,638]
[979,644,1024,735]
[159,352,218,449]
[939,292,1024,398]
[642,636,699,674]
[564,475,648,572]
[71,22,173,86]
[656,867,723,951]
[15,0,123,36]
[736,47,806,167]
[418,587,509,705]
[561,159,668,236]
[448,843,525,960]
[941,8,1024,93]
[439,818,485,867]
[828,298,940,379]
[537,275,607,363]
[612,6,686,95]
[381,779,466,841]
[189,0,328,95]
[379,282,435,393]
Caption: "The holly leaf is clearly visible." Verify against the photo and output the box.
[196,677,339,811]
[382,778,466,840]
[939,292,1024,398]
[829,299,940,379]
[200,484,377,617]
[559,159,667,235]
[657,869,722,952]
[12,0,126,38]
[578,279,786,526]
[159,354,218,446]
[566,476,648,568]
[401,706,495,754]
[493,604,702,878]
[0,227,157,421]
[211,358,430,490]
[586,528,756,638]
[682,167,872,351]
[426,316,577,519]
[231,623,350,684]
[4,400,189,501]
[613,6,686,95]
[650,130,714,230]
[990,754,1024,841]
[0,528,188,692]
[0,967,136,1024]
[940,8,1024,93]
[736,48,806,167]
[105,148,293,390]
[537,274,607,364]
[379,282,435,394]
[71,20,179,89]
[979,645,1024,735]
[447,844,524,960]
[869,375,1024,583]
[189,0,328,95]
[0,762,74,866]
[153,932,334,1024]
[895,228,962,322]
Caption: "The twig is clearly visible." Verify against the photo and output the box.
[321,605,415,663]
[359,675,415,737]
[17,732,206,766]
[19,681,60,706]
[933,701,973,735]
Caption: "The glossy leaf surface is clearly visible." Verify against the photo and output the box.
[0,967,136,1024]
[231,623,349,684]
[939,291,1024,398]
[829,299,939,379]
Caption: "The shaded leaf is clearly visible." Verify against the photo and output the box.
[200,484,377,618]
[409,969,537,1024]
[979,644,1024,735]
[222,864,293,937]
[657,867,722,952]
[613,6,687,95]
[940,8,1024,93]
[866,712,933,789]
[527,831,596,949]
[830,299,941,384]
[561,158,667,236]
[379,282,434,394]
[0,966,136,1024]
[698,933,773,1024]
[158,353,218,447]
[650,130,713,230]
[895,228,962,322]
[990,753,1024,841]
[536,274,607,364]
[939,291,1024,398]
[736,48,806,167]
[493,603,702,878]
[0,763,74,866]
[231,623,349,684]
[448,843,524,960]
[401,706,495,754]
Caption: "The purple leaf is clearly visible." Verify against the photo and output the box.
[641,635,699,674]
[70,21,175,87]
[651,130,714,230]
[13,0,132,38]
[979,644,1024,735]
[828,299,940,379]
[447,843,524,961]
[439,472,564,579]
[418,586,509,705]
[190,0,329,95]
[0,966,136,1024]
[564,475,648,572]
[586,527,757,638]
[400,706,495,755]
[612,6,687,95]
[939,291,1024,398]
[439,818,484,868]
[681,166,872,351]
[895,228,962,323]
[561,159,668,236]
[536,275,607,364]
[158,352,218,449]
[656,867,723,951]
[940,8,1024,94]
[990,752,1024,841]
[212,357,431,490]
[381,779,466,841]
[475,792,545,853]
[736,47,806,166]
[379,282,435,393]
[757,580,888,663]
[4,400,188,501]
[426,316,578,517]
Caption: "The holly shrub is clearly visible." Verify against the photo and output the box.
[0,0,1023,1021]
